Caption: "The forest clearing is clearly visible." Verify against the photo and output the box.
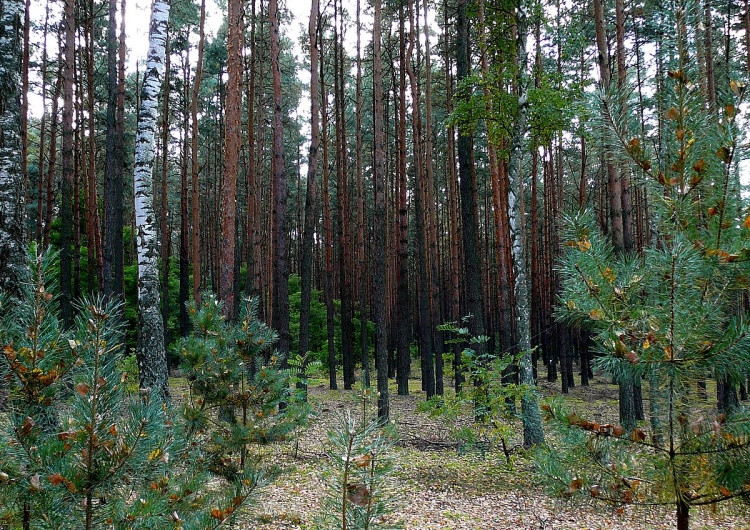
[221,375,750,530]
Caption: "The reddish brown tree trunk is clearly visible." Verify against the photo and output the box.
[299,0,321,366]
[60,0,76,326]
[191,0,206,304]
[373,0,390,421]
[335,0,355,389]
[43,62,62,251]
[321,49,337,390]
[84,0,102,292]
[423,0,444,395]
[395,3,411,396]
[220,0,243,318]
[355,0,370,387]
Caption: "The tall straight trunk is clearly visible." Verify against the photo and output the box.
[594,0,635,430]
[593,0,624,252]
[704,0,716,112]
[0,0,26,298]
[60,0,76,326]
[84,0,101,292]
[133,0,171,401]
[373,0,389,421]
[615,0,633,254]
[220,0,243,319]
[116,0,126,280]
[299,0,320,368]
[444,0,463,391]
[269,0,289,358]
[335,0,355,389]
[388,70,399,382]
[179,49,190,337]
[21,0,29,217]
[43,61,62,251]
[322,54,337,390]
[407,0,434,397]
[480,0,514,386]
[35,0,51,246]
[160,35,171,348]
[73,104,81,301]
[103,0,124,300]
[245,0,260,300]
[191,0,206,304]
[423,0,443,395]
[532,143,544,379]
[396,2,411,396]
[508,2,544,447]
[456,0,486,351]
[355,0,370,387]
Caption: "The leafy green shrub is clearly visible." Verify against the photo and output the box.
[418,321,527,464]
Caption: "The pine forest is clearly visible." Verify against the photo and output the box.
[0,0,749,527]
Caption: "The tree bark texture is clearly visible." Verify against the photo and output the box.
[456,0,486,348]
[373,0,390,421]
[59,0,76,326]
[133,0,171,401]
[396,3,411,396]
[508,1,545,447]
[103,0,125,300]
[335,0,354,389]
[269,0,290,359]
[0,0,26,299]
[220,0,243,319]
[593,0,636,430]
[191,0,206,304]
[299,0,321,365]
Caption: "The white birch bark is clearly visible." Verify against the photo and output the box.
[0,0,27,298]
[507,2,545,447]
[133,0,170,400]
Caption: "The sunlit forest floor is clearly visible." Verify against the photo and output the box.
[188,369,750,530]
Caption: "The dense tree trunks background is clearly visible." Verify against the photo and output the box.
[3,0,749,442]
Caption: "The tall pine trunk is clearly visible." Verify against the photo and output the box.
[322,52,337,390]
[220,0,243,319]
[355,0,370,387]
[456,0,486,353]
[269,0,289,359]
[373,0,390,421]
[335,0,355,389]
[103,0,125,300]
[299,0,321,371]
[60,0,75,326]
[190,0,206,304]
[396,3,411,396]
[594,0,635,431]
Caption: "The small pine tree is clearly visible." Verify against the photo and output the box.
[540,12,750,527]
[315,413,401,530]
[178,294,310,475]
[0,251,262,529]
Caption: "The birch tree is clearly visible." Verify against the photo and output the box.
[507,0,545,447]
[133,0,171,400]
[0,0,26,299]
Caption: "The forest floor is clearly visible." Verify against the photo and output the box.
[221,372,749,530]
